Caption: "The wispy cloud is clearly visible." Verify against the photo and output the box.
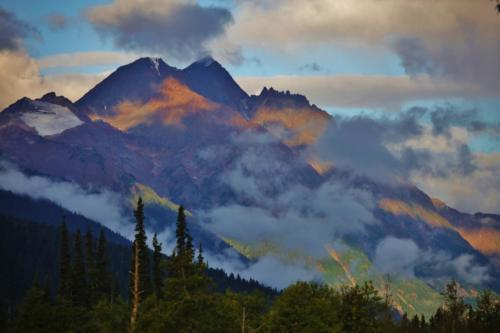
[0,161,133,238]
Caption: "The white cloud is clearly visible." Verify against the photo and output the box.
[0,161,134,238]
[0,50,104,110]
[373,237,419,278]
[412,153,500,214]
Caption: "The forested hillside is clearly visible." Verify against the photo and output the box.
[2,199,499,333]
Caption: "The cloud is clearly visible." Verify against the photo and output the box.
[46,13,69,31]
[0,7,40,51]
[312,106,500,213]
[204,250,321,290]
[314,113,424,183]
[373,236,491,285]
[37,51,138,69]
[373,237,419,277]
[236,75,488,111]
[87,0,233,61]
[300,62,321,72]
[239,256,321,290]
[226,0,500,92]
[451,254,490,285]
[0,50,105,110]
[412,153,500,214]
[0,161,134,238]
[201,131,376,260]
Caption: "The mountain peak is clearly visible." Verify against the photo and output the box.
[76,56,179,115]
[182,56,249,112]
[256,86,313,109]
[38,92,74,108]
[193,56,217,67]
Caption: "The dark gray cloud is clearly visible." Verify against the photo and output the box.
[47,13,70,31]
[0,7,40,51]
[315,113,427,183]
[315,105,494,184]
[393,32,500,92]
[300,62,321,72]
[425,106,499,137]
[87,1,233,61]
[394,38,437,76]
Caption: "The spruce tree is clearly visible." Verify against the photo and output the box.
[175,206,187,255]
[152,233,163,299]
[173,206,194,275]
[15,276,53,332]
[85,228,97,304]
[71,229,87,307]
[197,243,205,272]
[58,217,71,300]
[95,229,111,301]
[129,197,151,331]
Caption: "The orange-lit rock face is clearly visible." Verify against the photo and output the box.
[90,78,218,130]
[379,199,453,229]
[250,107,330,147]
[380,198,500,256]
[308,158,333,175]
[457,228,500,256]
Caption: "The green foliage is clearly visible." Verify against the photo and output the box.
[152,233,164,299]
[266,281,341,333]
[339,281,388,333]
[95,229,112,301]
[86,298,128,333]
[71,230,88,307]
[10,205,500,333]
[129,197,152,302]
[15,278,53,333]
[58,218,71,300]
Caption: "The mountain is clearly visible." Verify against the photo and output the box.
[1,56,499,316]
[0,195,276,306]
[247,87,331,147]
[76,57,179,118]
[182,56,249,115]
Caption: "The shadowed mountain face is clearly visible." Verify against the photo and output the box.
[1,56,499,316]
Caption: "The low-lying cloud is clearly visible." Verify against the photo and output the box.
[373,236,491,285]
[199,131,377,287]
[0,161,133,238]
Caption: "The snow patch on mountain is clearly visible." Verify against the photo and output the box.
[149,57,161,75]
[20,101,83,136]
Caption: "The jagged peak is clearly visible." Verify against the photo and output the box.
[40,92,57,100]
[257,86,311,105]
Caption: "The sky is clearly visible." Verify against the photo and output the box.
[0,0,499,213]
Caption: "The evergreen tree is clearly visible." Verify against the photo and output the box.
[129,197,151,331]
[71,229,88,307]
[15,277,53,333]
[58,217,71,300]
[95,229,111,301]
[152,233,163,299]
[175,206,187,255]
[442,279,466,333]
[171,205,195,279]
[197,242,205,272]
[85,228,98,305]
